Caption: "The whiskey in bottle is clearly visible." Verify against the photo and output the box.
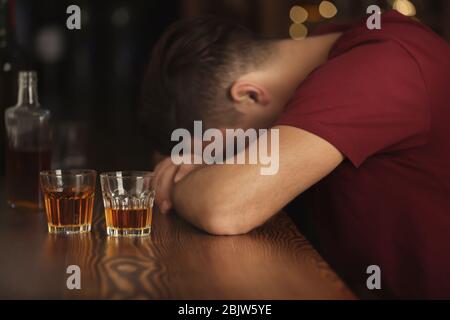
[4,71,51,210]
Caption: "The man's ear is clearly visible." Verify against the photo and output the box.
[230,81,270,113]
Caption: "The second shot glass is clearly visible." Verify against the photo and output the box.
[100,171,155,237]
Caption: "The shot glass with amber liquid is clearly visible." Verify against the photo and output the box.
[40,170,96,234]
[100,171,155,237]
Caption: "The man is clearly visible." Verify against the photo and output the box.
[141,11,450,298]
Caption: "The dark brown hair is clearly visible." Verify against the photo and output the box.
[140,16,271,154]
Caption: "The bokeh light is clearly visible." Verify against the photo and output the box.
[290,5,308,24]
[393,0,416,17]
[289,23,308,40]
[319,1,338,19]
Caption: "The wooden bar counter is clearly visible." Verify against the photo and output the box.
[0,188,355,300]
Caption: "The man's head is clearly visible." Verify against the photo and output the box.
[141,16,285,154]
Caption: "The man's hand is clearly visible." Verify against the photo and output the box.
[152,157,201,214]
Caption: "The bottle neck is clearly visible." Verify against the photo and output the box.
[17,72,40,107]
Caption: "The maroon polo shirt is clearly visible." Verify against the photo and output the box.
[276,11,450,298]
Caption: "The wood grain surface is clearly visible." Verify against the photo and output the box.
[0,189,355,300]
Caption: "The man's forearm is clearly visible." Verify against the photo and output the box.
[169,126,344,235]
[171,163,269,235]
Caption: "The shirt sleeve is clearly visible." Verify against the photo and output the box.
[275,40,430,167]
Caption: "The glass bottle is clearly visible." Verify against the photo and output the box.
[5,71,52,210]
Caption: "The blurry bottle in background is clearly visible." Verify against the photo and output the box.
[0,0,17,176]
[4,71,51,210]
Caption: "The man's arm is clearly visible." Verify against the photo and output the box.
[171,125,344,235]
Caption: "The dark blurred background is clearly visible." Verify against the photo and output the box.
[1,0,449,174]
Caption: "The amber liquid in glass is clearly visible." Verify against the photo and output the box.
[6,147,51,209]
[105,207,152,236]
[43,188,94,234]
